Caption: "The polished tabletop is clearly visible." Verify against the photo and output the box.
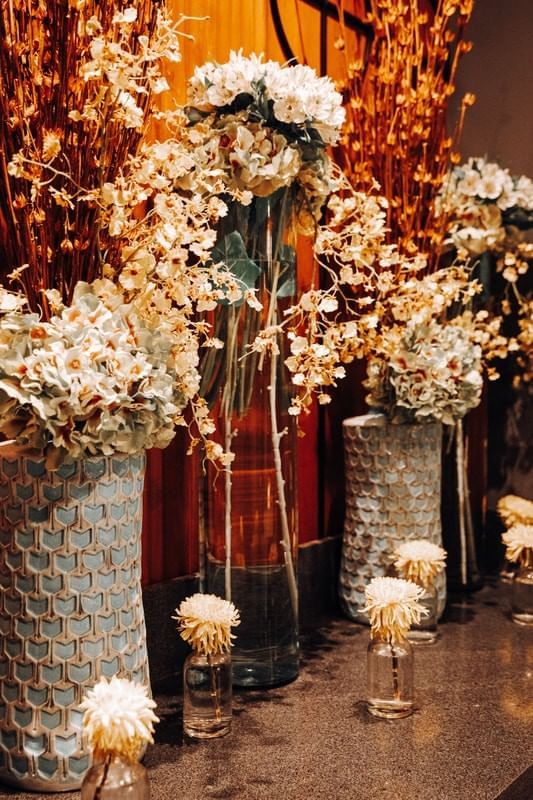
[1,580,532,800]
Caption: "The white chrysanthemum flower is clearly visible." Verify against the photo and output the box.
[80,677,158,762]
[363,577,427,643]
[174,593,240,655]
[394,540,447,588]
[497,495,533,527]
[502,524,533,564]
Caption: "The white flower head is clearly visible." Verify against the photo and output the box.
[173,593,240,655]
[363,576,427,643]
[502,524,533,564]
[394,539,447,588]
[80,676,158,762]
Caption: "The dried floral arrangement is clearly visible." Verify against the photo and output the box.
[0,282,181,467]
[439,158,533,385]
[178,50,358,611]
[174,593,240,732]
[0,1,240,464]
[334,0,475,261]
[305,1,515,418]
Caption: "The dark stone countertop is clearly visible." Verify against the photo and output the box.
[1,581,532,800]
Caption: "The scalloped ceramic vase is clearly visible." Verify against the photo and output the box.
[0,451,149,792]
[339,413,446,622]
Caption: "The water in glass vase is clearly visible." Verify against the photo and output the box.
[511,563,533,626]
[81,758,149,799]
[207,558,298,687]
[367,637,414,719]
[406,584,438,645]
[201,190,300,689]
[183,652,232,739]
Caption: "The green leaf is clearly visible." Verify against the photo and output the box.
[276,244,297,298]
[211,232,261,305]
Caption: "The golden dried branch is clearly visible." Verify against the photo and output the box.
[334,0,474,265]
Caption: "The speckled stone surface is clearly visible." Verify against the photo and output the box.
[1,581,531,800]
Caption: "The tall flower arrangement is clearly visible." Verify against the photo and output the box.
[0,2,240,464]
[181,51,348,618]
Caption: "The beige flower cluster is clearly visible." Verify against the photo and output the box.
[184,51,344,233]
[440,158,533,271]
[440,158,532,384]
[0,282,184,467]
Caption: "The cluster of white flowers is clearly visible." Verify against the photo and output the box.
[173,593,240,656]
[439,158,532,385]
[184,51,344,227]
[441,157,533,281]
[81,676,158,763]
[188,50,345,144]
[0,282,185,468]
[365,318,484,425]
[363,577,427,643]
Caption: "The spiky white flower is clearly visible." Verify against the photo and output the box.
[174,593,240,655]
[497,495,533,528]
[363,577,427,643]
[502,524,533,564]
[394,540,447,588]
[80,677,158,762]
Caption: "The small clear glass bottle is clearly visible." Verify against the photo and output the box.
[406,582,438,645]
[183,651,232,738]
[367,635,414,719]
[81,756,149,799]
[511,549,533,626]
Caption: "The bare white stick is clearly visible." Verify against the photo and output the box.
[269,350,298,620]
[223,418,233,602]
[455,419,468,586]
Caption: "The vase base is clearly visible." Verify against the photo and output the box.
[511,612,533,626]
[406,629,439,645]
[232,659,298,689]
[0,769,82,793]
[184,720,231,739]
[367,699,414,719]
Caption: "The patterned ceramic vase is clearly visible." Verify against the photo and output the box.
[339,413,446,622]
[0,451,149,792]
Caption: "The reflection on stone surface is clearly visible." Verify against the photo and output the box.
[1,583,532,800]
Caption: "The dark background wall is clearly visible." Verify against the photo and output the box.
[454,0,533,177]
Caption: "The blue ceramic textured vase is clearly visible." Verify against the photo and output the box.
[0,451,149,792]
[339,413,446,622]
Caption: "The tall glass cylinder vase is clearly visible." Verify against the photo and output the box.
[201,190,299,688]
